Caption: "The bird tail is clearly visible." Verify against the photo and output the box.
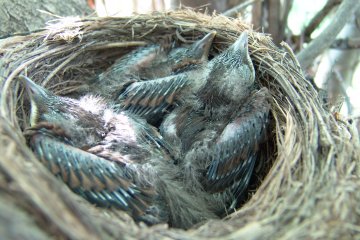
[153,161,218,229]
[160,179,218,229]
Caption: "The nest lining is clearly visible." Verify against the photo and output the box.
[0,10,359,239]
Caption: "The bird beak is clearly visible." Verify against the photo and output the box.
[232,31,249,53]
[20,75,48,100]
[192,31,217,60]
[20,75,50,126]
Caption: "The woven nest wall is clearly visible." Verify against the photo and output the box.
[0,10,359,239]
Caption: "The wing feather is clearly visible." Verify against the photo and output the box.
[203,88,270,194]
[29,131,155,218]
[117,74,189,124]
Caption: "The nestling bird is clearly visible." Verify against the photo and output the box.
[138,31,216,79]
[21,75,217,228]
[89,32,216,103]
[117,32,216,125]
[88,44,166,100]
[160,31,271,211]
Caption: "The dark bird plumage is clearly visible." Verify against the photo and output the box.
[21,75,217,228]
[89,44,165,99]
[117,73,190,125]
[28,129,155,216]
[160,31,271,211]
[138,31,216,79]
[114,32,216,124]
[89,32,216,103]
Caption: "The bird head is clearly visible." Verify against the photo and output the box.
[187,31,216,62]
[169,31,216,72]
[204,31,255,103]
[20,75,109,148]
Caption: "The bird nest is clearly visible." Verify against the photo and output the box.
[0,10,359,239]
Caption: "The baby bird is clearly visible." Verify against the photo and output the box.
[117,32,216,125]
[160,31,271,211]
[88,44,166,100]
[89,32,216,103]
[138,31,216,79]
[21,75,217,229]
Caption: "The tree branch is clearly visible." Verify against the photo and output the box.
[281,0,294,37]
[330,37,360,49]
[303,0,342,39]
[268,0,282,43]
[296,0,360,70]
[222,0,261,17]
[251,0,263,30]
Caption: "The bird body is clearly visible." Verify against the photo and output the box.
[89,44,166,99]
[159,31,271,212]
[108,32,215,125]
[117,67,207,125]
[89,32,216,103]
[28,130,156,217]
[21,76,216,228]
[138,31,216,79]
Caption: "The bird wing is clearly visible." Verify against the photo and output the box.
[105,45,166,76]
[130,114,175,160]
[91,45,167,98]
[117,74,189,122]
[160,106,208,160]
[203,88,270,194]
[28,130,155,218]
